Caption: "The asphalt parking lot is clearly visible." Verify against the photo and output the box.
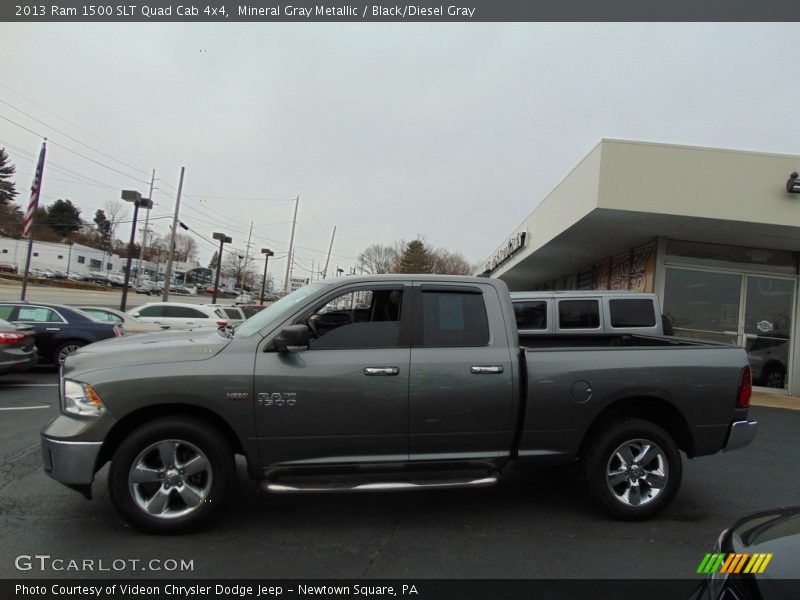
[1,366,798,581]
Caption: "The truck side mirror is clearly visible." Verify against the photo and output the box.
[274,324,312,352]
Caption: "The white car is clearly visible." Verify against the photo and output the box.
[76,306,173,335]
[202,304,245,325]
[234,292,254,305]
[126,302,229,328]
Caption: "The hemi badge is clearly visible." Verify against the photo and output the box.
[225,392,249,401]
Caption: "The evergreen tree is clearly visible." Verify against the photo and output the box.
[208,250,219,271]
[0,148,18,206]
[93,209,112,246]
[46,199,82,237]
[398,239,433,274]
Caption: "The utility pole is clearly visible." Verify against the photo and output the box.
[322,225,336,279]
[284,195,299,293]
[161,166,185,302]
[135,168,156,287]
[240,220,253,290]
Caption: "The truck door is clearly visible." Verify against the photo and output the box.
[409,284,516,460]
[253,284,411,467]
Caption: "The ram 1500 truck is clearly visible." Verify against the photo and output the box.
[41,275,757,533]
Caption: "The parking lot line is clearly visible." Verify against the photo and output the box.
[0,405,51,411]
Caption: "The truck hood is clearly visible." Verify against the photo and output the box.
[62,327,232,376]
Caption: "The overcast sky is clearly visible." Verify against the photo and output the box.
[1,23,799,283]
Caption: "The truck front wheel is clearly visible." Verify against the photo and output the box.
[581,418,681,520]
[108,416,234,533]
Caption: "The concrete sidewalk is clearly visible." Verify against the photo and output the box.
[751,391,800,411]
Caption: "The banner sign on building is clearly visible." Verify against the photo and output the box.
[485,230,527,274]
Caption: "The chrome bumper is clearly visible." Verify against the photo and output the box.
[41,435,102,485]
[723,420,758,452]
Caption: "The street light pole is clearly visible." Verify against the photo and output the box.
[120,190,153,311]
[260,248,274,305]
[211,232,232,304]
[66,242,73,276]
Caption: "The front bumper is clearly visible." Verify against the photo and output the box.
[41,435,102,486]
[723,419,758,452]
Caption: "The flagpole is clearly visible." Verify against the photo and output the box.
[20,139,47,301]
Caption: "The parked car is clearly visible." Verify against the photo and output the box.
[690,506,800,599]
[170,285,193,296]
[0,262,18,274]
[511,290,667,336]
[75,306,171,335]
[0,302,121,365]
[136,282,162,295]
[42,275,755,533]
[235,292,254,304]
[0,318,37,375]
[66,272,85,281]
[237,304,268,319]
[202,304,245,325]
[126,302,229,328]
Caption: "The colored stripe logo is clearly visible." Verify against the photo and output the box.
[697,553,773,574]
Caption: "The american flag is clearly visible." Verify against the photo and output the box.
[23,140,46,239]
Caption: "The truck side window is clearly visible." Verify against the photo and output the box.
[558,300,600,329]
[609,299,656,328]
[421,291,489,347]
[307,289,404,350]
[514,300,547,330]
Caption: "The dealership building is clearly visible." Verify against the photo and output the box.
[483,139,800,397]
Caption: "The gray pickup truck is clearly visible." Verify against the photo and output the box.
[41,275,757,533]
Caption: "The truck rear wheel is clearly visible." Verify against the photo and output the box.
[108,416,234,533]
[581,418,681,520]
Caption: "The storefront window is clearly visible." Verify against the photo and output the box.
[663,268,741,344]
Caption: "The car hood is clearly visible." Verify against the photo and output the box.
[63,327,232,376]
[729,506,800,582]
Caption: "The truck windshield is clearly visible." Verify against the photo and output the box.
[235,282,327,338]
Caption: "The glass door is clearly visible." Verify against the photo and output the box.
[743,276,795,390]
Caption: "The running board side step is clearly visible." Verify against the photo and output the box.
[260,475,499,494]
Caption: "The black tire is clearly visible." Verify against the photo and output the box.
[580,418,681,520]
[108,416,234,534]
[53,340,85,366]
[762,364,785,389]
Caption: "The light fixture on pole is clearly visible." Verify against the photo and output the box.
[260,248,274,305]
[211,232,231,304]
[120,190,153,311]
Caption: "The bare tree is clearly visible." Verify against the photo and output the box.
[222,251,257,289]
[431,248,474,275]
[103,200,129,245]
[174,232,199,263]
[357,243,398,274]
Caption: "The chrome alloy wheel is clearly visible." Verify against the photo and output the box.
[57,343,82,364]
[128,439,213,519]
[605,438,668,507]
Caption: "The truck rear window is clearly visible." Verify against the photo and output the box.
[421,291,489,347]
[609,299,656,328]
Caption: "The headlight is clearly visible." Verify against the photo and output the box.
[62,379,106,417]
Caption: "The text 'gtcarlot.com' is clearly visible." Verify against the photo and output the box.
[14,554,194,572]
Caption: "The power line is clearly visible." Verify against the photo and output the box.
[0,98,152,177]
[0,82,151,169]
[0,114,150,184]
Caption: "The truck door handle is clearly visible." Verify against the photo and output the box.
[364,367,400,376]
[470,365,504,374]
